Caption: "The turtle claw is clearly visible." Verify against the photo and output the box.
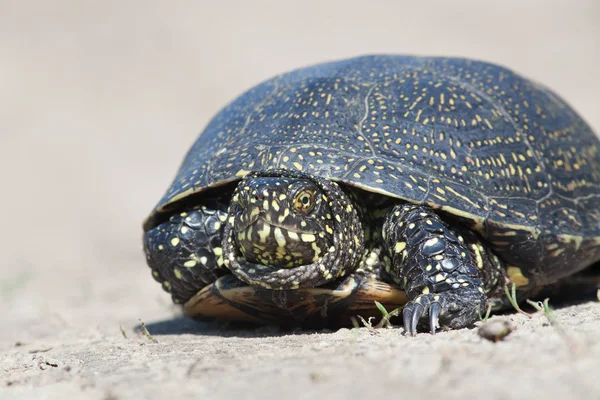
[429,302,441,335]
[402,305,414,336]
[402,296,440,336]
[402,290,484,335]
[403,302,425,336]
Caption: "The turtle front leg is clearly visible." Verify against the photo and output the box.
[383,204,503,335]
[143,204,229,304]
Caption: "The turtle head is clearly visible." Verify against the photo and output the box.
[230,176,332,267]
[222,170,365,289]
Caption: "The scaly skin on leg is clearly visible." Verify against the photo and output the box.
[143,205,229,304]
[383,204,503,335]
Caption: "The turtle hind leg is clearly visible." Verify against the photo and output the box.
[143,204,229,304]
[382,204,504,335]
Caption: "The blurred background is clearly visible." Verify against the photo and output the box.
[1,0,598,339]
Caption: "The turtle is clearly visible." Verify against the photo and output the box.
[143,55,600,334]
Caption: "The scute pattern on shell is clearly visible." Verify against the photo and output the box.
[146,55,600,276]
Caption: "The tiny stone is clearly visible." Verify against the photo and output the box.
[478,319,513,342]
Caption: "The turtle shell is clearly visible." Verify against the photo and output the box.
[145,55,600,280]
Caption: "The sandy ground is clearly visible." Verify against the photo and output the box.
[1,1,600,399]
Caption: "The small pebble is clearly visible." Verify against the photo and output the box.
[477,319,513,342]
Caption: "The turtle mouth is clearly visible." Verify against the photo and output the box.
[233,206,261,233]
[233,206,319,235]
[233,214,328,269]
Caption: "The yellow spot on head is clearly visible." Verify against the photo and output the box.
[258,225,271,243]
[301,233,316,242]
[170,237,180,247]
[274,227,287,247]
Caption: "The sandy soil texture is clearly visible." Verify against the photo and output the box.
[1,1,599,399]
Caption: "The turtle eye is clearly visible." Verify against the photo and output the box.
[293,189,315,214]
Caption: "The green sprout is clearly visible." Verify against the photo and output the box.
[526,298,580,355]
[373,301,401,328]
[139,320,158,343]
[119,325,128,339]
[504,283,532,318]
[477,303,493,322]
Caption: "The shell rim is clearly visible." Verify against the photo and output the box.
[143,173,545,240]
